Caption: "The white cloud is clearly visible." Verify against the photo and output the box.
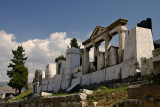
[87,32,92,38]
[0,31,82,82]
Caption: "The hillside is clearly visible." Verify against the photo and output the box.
[0,85,15,94]
[0,82,8,87]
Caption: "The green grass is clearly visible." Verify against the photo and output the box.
[87,86,128,106]
[97,86,127,94]
[7,86,128,107]
[52,92,80,96]
[8,90,32,102]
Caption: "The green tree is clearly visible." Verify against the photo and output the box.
[68,38,81,49]
[7,46,28,94]
[55,55,66,62]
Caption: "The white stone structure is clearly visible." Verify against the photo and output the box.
[46,63,56,79]
[33,18,159,95]
[1,93,5,100]
[124,27,154,61]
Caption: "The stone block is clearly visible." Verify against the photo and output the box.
[127,84,144,99]
[41,92,52,97]
[1,93,5,99]
[81,73,92,86]
[124,27,154,61]
[65,47,80,75]
[79,93,87,100]
[105,64,121,81]
[92,69,105,84]
[46,63,56,79]
[127,84,160,100]
[53,75,62,93]
[147,84,160,98]
[81,69,105,86]
[37,86,42,95]
[71,77,81,86]
[73,66,82,74]
[80,89,93,95]
[121,60,136,79]
[73,71,82,78]
[61,78,71,90]
[48,77,54,92]
[56,60,66,75]
[42,80,48,92]
[124,99,142,107]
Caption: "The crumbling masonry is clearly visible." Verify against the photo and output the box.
[33,18,160,94]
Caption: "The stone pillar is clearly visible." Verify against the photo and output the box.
[83,48,90,74]
[80,49,84,71]
[118,28,127,63]
[104,37,111,67]
[93,43,100,71]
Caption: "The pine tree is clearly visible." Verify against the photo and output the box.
[68,38,81,49]
[55,55,66,62]
[7,46,28,94]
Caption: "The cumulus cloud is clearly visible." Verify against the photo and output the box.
[0,30,105,82]
[0,31,82,82]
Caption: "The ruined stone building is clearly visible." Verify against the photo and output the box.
[33,18,160,94]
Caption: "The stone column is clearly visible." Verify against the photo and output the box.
[104,36,111,67]
[93,43,100,71]
[118,28,127,63]
[83,48,90,74]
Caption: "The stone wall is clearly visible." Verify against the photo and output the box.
[0,94,87,107]
[34,58,139,94]
[124,84,160,107]
[80,59,138,86]
[141,56,160,75]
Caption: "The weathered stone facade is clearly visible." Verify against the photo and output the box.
[32,18,159,95]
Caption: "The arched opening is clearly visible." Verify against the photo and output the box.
[89,47,94,72]
[110,34,119,47]
[108,34,119,66]
[98,41,105,70]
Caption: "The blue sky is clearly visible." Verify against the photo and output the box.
[0,0,160,82]
[0,0,160,42]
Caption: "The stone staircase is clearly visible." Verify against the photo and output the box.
[124,83,160,107]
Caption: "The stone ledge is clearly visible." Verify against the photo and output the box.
[0,94,87,107]
[124,99,142,107]
[124,98,160,107]
[127,84,160,99]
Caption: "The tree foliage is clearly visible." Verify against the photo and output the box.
[7,46,28,93]
[55,55,66,62]
[68,38,81,49]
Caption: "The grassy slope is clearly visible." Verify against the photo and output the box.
[8,90,32,102]
[7,86,128,107]
[86,86,128,107]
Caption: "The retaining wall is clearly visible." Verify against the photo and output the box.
[0,94,87,107]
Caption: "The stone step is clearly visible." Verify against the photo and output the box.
[124,99,142,107]
[127,84,160,99]
[108,81,145,88]
[124,99,160,107]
